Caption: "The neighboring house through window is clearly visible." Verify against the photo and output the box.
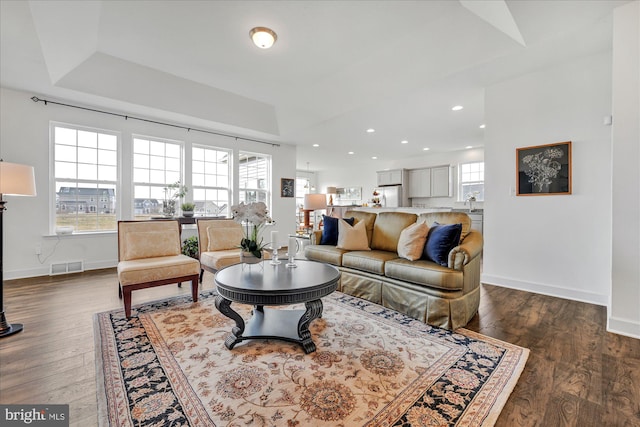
[238,151,270,208]
[52,123,119,233]
[132,135,183,220]
[459,161,484,202]
[192,145,231,217]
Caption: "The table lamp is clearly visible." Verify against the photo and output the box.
[303,193,327,231]
[0,160,37,337]
[326,187,337,206]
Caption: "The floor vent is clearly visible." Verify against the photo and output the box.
[50,260,84,276]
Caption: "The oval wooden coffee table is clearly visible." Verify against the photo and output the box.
[214,259,340,354]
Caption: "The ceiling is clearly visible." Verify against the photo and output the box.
[0,1,629,172]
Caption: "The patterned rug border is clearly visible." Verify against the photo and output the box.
[94,290,529,426]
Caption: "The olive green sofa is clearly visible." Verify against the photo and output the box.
[304,211,483,329]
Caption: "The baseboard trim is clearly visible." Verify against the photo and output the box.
[5,260,117,280]
[607,316,640,339]
[480,274,609,307]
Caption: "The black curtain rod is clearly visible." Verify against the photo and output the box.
[30,96,280,148]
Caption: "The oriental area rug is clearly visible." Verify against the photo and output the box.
[94,291,528,427]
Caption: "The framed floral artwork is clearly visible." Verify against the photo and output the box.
[517,141,571,196]
[280,178,295,197]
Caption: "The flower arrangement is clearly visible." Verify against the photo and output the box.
[231,201,273,258]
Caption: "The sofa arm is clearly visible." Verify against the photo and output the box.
[448,230,483,270]
[311,230,322,245]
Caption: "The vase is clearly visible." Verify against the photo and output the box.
[240,252,262,264]
[182,211,194,217]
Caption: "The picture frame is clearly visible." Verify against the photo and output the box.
[336,187,362,201]
[516,141,572,196]
[280,178,295,198]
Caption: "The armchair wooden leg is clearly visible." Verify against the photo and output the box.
[191,278,199,302]
[199,269,204,283]
[118,283,122,299]
[123,288,132,318]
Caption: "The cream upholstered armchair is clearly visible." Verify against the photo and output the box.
[197,218,273,280]
[117,220,200,318]
[197,219,245,280]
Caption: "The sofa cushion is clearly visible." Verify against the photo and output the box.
[418,212,471,241]
[397,222,429,261]
[384,258,463,290]
[345,210,377,247]
[370,212,418,252]
[423,223,462,267]
[304,245,350,266]
[342,250,400,275]
[320,215,354,245]
[337,219,371,250]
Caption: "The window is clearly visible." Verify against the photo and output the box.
[459,161,484,201]
[132,136,183,220]
[192,145,231,217]
[52,123,118,233]
[238,152,270,207]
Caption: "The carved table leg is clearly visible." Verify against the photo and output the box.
[298,299,323,354]
[215,295,245,350]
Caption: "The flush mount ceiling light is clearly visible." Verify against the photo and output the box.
[366,128,375,133]
[423,147,430,151]
[466,145,473,149]
[401,140,408,144]
[452,105,464,111]
[250,27,277,49]
[312,144,319,147]
[479,124,486,129]
[348,151,354,155]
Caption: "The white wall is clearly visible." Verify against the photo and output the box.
[610,1,640,338]
[482,51,613,307]
[0,87,297,279]
[317,148,484,209]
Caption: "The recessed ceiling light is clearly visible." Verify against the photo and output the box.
[465,145,473,149]
[348,151,354,155]
[249,27,277,49]
[366,128,375,133]
[452,105,464,111]
[401,140,408,144]
[371,156,378,160]
[479,124,486,129]
[312,144,319,147]
[423,147,430,151]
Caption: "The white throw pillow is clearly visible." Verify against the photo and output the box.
[337,219,371,251]
[397,222,429,261]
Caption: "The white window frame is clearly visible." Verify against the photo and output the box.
[458,161,485,202]
[132,134,184,219]
[50,122,120,234]
[191,144,232,217]
[238,151,271,208]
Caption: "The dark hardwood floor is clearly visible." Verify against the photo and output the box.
[0,269,638,426]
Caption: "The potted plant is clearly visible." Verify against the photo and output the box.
[181,236,199,259]
[162,181,188,217]
[181,202,196,217]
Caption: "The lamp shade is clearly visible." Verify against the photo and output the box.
[303,193,326,210]
[0,161,36,196]
[326,186,337,194]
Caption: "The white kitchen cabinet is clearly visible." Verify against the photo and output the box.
[430,166,452,197]
[408,166,451,198]
[377,169,404,186]
[408,169,431,197]
[468,213,483,234]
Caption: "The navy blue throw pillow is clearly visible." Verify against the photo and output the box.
[423,222,462,267]
[320,215,355,245]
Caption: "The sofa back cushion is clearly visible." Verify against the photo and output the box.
[345,210,377,247]
[418,212,472,241]
[370,212,417,252]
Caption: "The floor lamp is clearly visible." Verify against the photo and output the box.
[0,160,37,338]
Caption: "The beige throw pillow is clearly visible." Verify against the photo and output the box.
[337,219,371,251]
[397,222,429,261]
[207,226,243,251]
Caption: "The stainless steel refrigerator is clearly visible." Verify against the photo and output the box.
[375,185,403,207]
